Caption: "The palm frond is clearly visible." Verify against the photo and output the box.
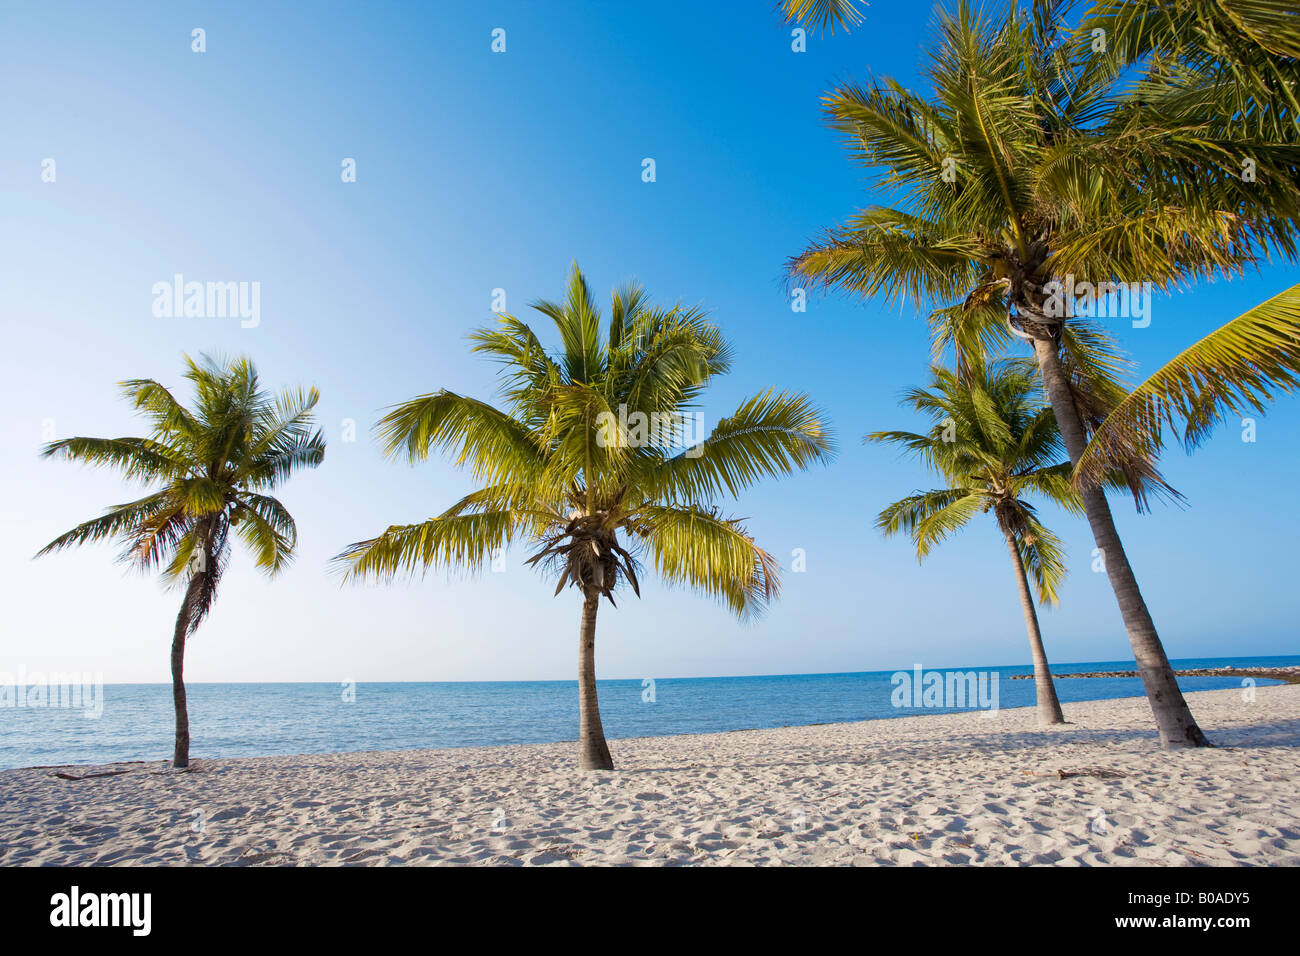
[1016,509,1068,605]
[777,0,865,35]
[1077,281,1300,486]
[644,389,835,503]
[40,436,190,483]
[334,510,523,582]
[632,505,781,620]
[375,390,546,493]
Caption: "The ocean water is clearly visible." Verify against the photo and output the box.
[0,655,1295,769]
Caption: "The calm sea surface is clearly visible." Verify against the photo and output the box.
[1,655,1295,769]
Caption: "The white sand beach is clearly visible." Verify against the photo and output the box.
[2,684,1297,866]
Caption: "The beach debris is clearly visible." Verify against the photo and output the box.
[50,769,132,781]
[1023,767,1127,780]
[1058,768,1127,780]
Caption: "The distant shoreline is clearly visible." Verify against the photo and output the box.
[1010,666,1300,684]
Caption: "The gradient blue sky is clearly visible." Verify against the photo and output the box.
[2,1,1296,683]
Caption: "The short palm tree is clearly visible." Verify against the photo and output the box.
[36,355,325,768]
[869,361,1078,726]
[784,0,1300,746]
[333,264,835,770]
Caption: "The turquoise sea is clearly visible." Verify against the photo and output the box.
[1,655,1295,769]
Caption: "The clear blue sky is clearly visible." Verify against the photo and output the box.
[2,0,1296,683]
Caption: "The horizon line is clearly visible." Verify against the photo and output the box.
[38,653,1297,686]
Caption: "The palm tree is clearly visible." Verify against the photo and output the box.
[36,355,325,768]
[784,0,1300,746]
[333,264,835,770]
[869,361,1079,726]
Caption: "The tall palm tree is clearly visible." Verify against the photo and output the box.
[333,264,835,770]
[36,355,325,768]
[869,361,1080,726]
[784,0,1300,746]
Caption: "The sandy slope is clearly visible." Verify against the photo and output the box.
[1,684,1297,866]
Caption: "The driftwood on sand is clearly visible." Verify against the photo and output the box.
[50,769,132,781]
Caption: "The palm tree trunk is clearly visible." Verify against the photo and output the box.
[577,590,613,770]
[1031,336,1210,747]
[170,574,200,769]
[1002,528,1065,726]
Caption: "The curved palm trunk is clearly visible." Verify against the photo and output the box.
[170,573,201,769]
[1002,528,1065,726]
[577,590,613,770]
[1031,337,1209,747]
